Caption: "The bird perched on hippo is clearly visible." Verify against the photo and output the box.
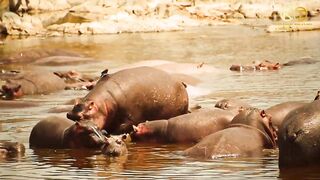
[67,66,189,134]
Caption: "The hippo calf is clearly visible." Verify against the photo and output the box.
[278,96,320,169]
[67,67,189,134]
[183,108,277,159]
[131,108,234,143]
[101,135,128,156]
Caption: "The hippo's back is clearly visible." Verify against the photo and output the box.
[29,116,74,148]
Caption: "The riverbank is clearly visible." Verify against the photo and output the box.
[0,0,319,36]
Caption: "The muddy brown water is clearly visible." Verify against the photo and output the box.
[0,25,320,179]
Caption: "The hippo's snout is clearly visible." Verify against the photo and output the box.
[67,104,87,121]
[66,112,83,121]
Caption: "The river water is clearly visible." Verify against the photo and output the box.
[0,25,319,179]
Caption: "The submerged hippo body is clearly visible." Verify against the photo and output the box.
[1,71,65,99]
[266,101,307,130]
[29,116,105,149]
[131,108,234,143]
[215,99,252,116]
[278,100,320,169]
[67,67,189,134]
[183,108,277,159]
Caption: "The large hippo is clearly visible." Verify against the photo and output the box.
[1,71,66,100]
[183,108,277,159]
[131,108,234,143]
[214,99,253,116]
[29,116,105,149]
[278,98,320,169]
[67,66,189,134]
[265,101,307,131]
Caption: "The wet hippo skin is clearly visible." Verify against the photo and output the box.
[265,101,307,131]
[29,116,104,149]
[214,99,253,116]
[67,66,189,134]
[131,108,234,143]
[183,108,277,159]
[1,71,65,100]
[0,141,25,158]
[278,97,320,169]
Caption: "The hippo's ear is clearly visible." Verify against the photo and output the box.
[238,106,245,112]
[74,98,81,105]
[100,69,109,78]
[53,71,63,78]
[13,85,21,93]
[88,101,96,110]
[260,110,267,118]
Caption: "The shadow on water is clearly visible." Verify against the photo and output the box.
[0,25,319,179]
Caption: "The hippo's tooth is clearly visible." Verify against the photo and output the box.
[132,125,139,132]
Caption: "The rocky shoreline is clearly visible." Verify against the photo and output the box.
[0,0,319,36]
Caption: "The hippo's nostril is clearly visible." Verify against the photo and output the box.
[66,112,81,121]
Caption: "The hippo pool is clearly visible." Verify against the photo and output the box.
[0,25,320,179]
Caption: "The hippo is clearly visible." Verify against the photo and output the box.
[230,60,281,72]
[183,108,277,159]
[265,101,307,131]
[29,116,105,149]
[214,99,253,116]
[131,108,234,143]
[101,134,128,156]
[67,66,189,134]
[0,141,25,158]
[278,97,320,169]
[1,71,65,100]
[0,49,81,65]
[29,116,128,157]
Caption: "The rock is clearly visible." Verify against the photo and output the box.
[28,0,71,12]
[1,12,45,35]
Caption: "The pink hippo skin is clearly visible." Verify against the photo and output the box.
[183,108,277,159]
[131,108,234,143]
[67,66,189,134]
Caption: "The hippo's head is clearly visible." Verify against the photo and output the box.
[255,60,281,70]
[67,99,108,130]
[0,141,25,158]
[215,99,252,115]
[130,120,168,142]
[101,135,128,156]
[231,108,278,148]
[63,120,107,148]
[1,82,23,100]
